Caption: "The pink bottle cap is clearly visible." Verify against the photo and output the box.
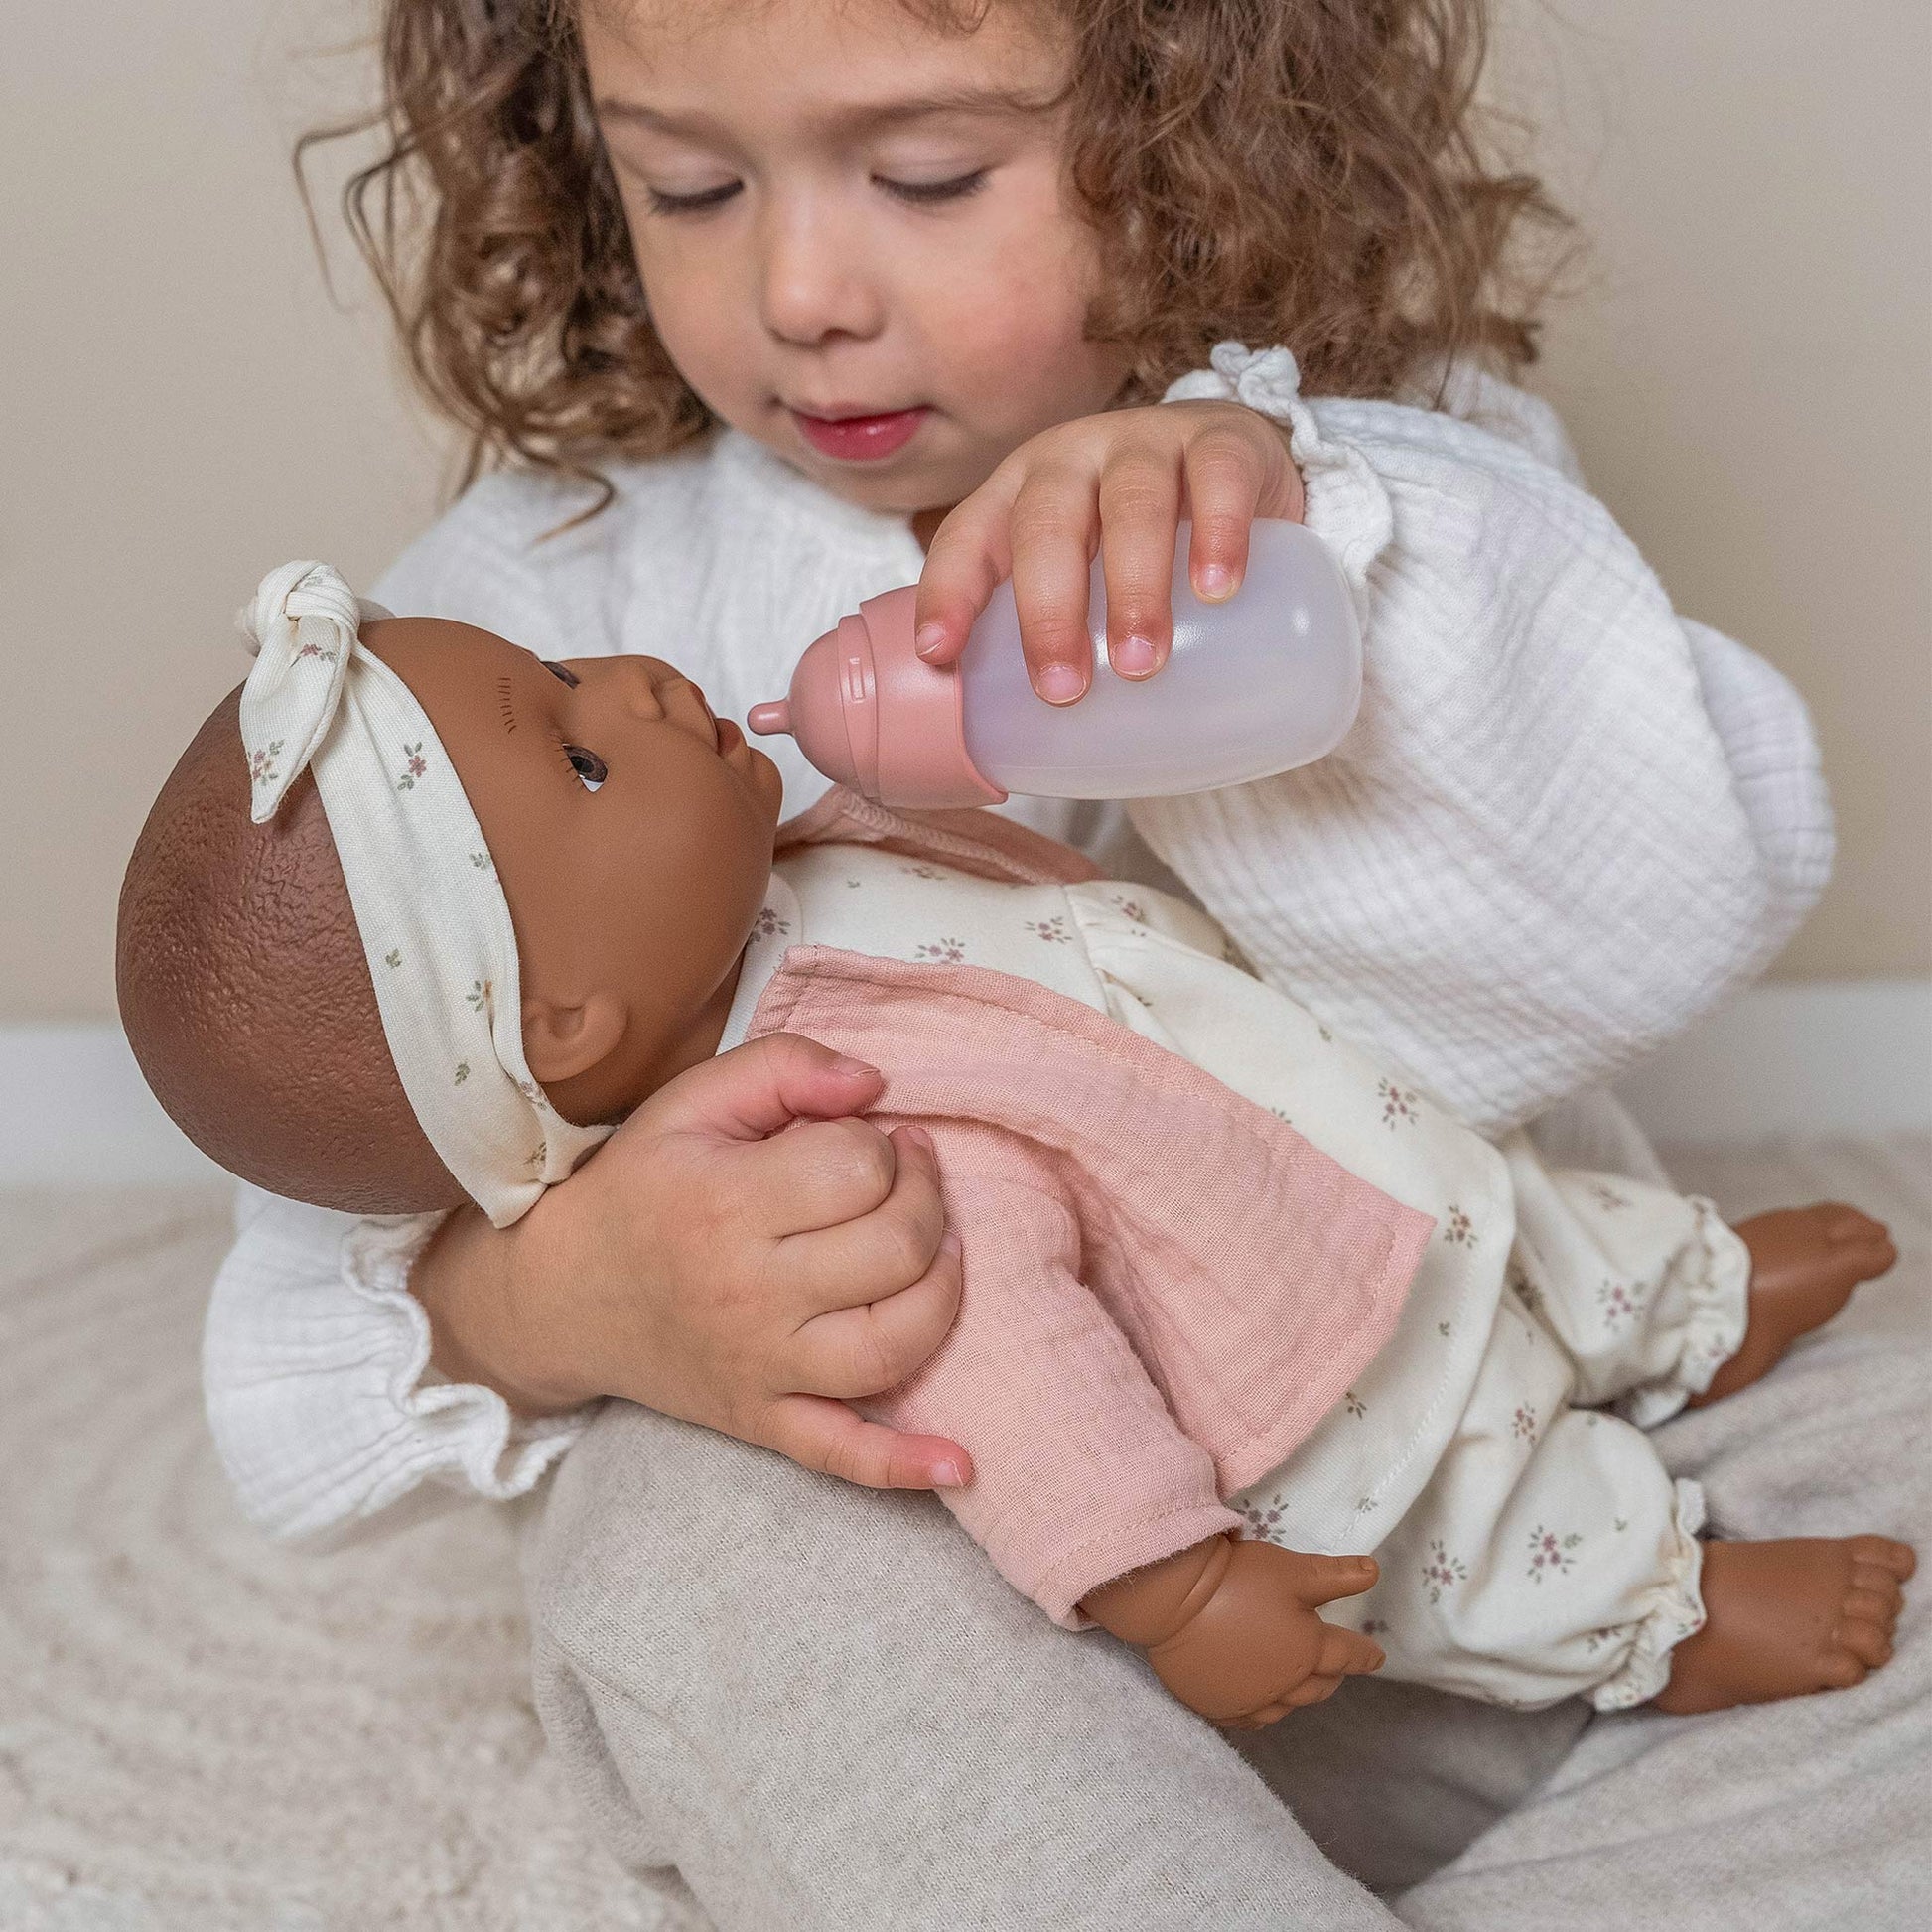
[745,585,1008,809]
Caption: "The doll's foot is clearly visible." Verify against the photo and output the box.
[1653,1535,1915,1714]
[1689,1204,1896,1407]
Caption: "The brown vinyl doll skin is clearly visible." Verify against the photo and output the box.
[118,616,1914,1727]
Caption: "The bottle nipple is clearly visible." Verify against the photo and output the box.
[747,700,791,737]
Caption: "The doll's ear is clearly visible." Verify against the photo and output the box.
[521,991,628,1086]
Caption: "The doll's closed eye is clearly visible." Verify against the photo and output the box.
[542,661,580,687]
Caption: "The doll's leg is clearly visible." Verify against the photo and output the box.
[1342,1289,1709,1711]
[1504,1135,1895,1426]
[1503,1134,1750,1425]
[521,1398,1405,1932]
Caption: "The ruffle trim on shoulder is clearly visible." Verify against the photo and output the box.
[341,1214,593,1504]
[1587,1478,1709,1712]
[1162,342,1394,625]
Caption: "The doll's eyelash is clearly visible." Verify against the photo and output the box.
[496,676,516,734]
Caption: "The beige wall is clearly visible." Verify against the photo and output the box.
[3,1,1926,1024]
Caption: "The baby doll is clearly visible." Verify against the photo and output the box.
[119,563,1912,1727]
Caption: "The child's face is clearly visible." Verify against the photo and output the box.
[364,619,784,1120]
[582,0,1130,516]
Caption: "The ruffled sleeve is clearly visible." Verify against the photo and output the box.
[1145,343,1833,1137]
[203,1185,595,1542]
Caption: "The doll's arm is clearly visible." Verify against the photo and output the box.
[1081,1533,1383,1728]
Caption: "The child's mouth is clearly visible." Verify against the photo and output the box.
[790,406,930,463]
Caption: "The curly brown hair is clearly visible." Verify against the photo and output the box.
[309,0,1566,498]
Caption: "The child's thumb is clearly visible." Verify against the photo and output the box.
[649,1031,884,1143]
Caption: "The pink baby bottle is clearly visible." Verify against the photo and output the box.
[746,520,1360,808]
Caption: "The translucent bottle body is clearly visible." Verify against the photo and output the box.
[957,520,1360,799]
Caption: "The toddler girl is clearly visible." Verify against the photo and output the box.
[204,0,1860,1919]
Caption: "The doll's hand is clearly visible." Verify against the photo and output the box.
[413,1032,974,1491]
[1082,1533,1383,1729]
[911,401,1305,702]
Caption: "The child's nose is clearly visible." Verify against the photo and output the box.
[757,201,886,347]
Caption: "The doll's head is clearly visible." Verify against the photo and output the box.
[323,0,1558,516]
[117,564,783,1222]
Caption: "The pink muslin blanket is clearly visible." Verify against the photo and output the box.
[746,941,1434,1627]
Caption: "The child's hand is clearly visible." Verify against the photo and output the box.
[912,401,1306,703]
[1082,1534,1382,1729]
[414,1032,974,1491]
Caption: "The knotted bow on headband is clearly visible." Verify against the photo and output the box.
[236,562,613,1226]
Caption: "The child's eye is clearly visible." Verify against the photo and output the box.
[876,170,989,207]
[645,181,743,217]
[563,745,608,792]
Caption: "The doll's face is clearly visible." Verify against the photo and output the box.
[363,619,784,1122]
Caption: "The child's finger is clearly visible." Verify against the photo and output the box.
[1008,467,1101,704]
[1096,445,1182,678]
[757,1394,973,1491]
[1180,421,1268,603]
[787,1232,965,1399]
[912,490,1016,669]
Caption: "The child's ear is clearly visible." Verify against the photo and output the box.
[520,991,628,1086]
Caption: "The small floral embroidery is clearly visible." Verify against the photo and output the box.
[1422,1541,1467,1604]
[1110,896,1148,924]
[294,638,338,663]
[901,863,946,880]
[1444,1206,1475,1246]
[752,905,792,941]
[1613,1516,1629,1532]
[525,1140,548,1172]
[470,851,493,873]
[396,742,428,790]
[1269,1105,1292,1123]
[466,979,490,1012]
[1317,1022,1333,1043]
[1584,1626,1617,1654]
[383,948,402,969]
[1589,1181,1634,1213]
[454,1062,470,1085]
[1596,1278,1644,1330]
[1378,1078,1421,1128]
[1362,1618,1390,1637]
[1353,1495,1376,1516]
[845,878,862,889]
[913,936,966,963]
[1511,1404,1538,1442]
[248,741,284,788]
[1527,1526,1583,1582]
[1242,1498,1288,1539]
[1023,915,1072,944]
[1343,1389,1367,1419]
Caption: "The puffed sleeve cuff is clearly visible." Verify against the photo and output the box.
[205,1203,596,1542]
[1164,341,1395,623]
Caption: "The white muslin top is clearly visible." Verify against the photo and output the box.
[202,345,1831,1542]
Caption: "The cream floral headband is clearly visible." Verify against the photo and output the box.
[237,561,612,1226]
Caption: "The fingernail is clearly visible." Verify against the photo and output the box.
[934,1458,966,1487]
[1036,663,1087,705]
[898,1124,933,1153]
[1113,634,1158,678]
[1196,563,1235,600]
[830,1054,880,1079]
[914,621,949,661]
